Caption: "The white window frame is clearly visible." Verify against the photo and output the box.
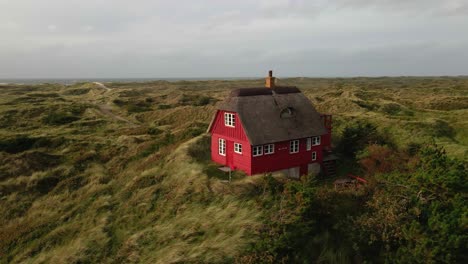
[312,136,321,146]
[306,138,312,151]
[234,143,242,154]
[290,140,299,154]
[312,151,317,161]
[252,145,263,157]
[218,138,226,156]
[224,113,235,127]
[264,144,275,155]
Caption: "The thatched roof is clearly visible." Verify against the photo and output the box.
[211,87,327,145]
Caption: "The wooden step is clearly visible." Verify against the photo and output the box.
[322,161,337,176]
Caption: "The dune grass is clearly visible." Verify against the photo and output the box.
[0,77,466,263]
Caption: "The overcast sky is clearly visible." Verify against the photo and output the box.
[1,0,467,78]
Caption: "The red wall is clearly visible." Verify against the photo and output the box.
[210,111,251,174]
[250,139,323,175]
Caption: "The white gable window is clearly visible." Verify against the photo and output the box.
[252,146,263,157]
[306,138,312,151]
[218,138,226,156]
[224,113,235,127]
[234,143,242,154]
[312,136,321,146]
[312,151,317,161]
[264,144,275,155]
[290,140,299,153]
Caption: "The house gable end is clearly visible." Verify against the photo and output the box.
[209,110,249,142]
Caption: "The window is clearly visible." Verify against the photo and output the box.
[290,140,299,153]
[224,113,235,127]
[312,136,321,146]
[264,144,275,155]
[234,143,242,154]
[280,107,295,118]
[218,138,226,156]
[252,146,263,156]
[307,138,312,151]
[312,151,317,161]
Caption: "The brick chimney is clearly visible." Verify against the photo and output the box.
[265,70,275,88]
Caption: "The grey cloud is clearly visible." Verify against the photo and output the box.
[0,0,466,78]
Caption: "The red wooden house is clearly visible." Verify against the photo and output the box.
[207,71,334,177]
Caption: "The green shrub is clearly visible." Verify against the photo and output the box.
[68,104,88,115]
[380,103,401,115]
[177,122,208,141]
[432,120,455,138]
[178,94,214,106]
[337,121,393,158]
[195,96,211,106]
[157,104,171,109]
[35,176,60,194]
[63,88,90,95]
[353,100,379,111]
[0,136,35,153]
[148,127,163,135]
[43,112,80,125]
[127,101,152,113]
[113,99,126,106]
[0,136,47,153]
[187,135,211,163]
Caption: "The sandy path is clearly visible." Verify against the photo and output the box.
[93,82,111,92]
[88,82,138,126]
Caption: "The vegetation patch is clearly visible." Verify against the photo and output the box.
[63,88,91,95]
[0,136,42,154]
[380,103,402,115]
[0,77,466,263]
[43,112,80,125]
[0,151,62,180]
[353,100,379,111]
[113,99,152,113]
[178,94,216,106]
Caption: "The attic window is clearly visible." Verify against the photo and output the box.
[280,107,295,118]
[224,113,235,127]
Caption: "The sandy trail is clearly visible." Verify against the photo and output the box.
[88,82,138,126]
[93,82,111,92]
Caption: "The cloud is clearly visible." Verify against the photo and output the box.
[0,0,467,77]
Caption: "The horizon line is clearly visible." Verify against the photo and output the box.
[1,75,468,80]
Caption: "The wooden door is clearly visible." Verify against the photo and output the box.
[226,140,234,169]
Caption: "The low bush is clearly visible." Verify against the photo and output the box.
[113,99,126,106]
[187,135,211,163]
[157,104,171,109]
[353,100,379,111]
[63,88,91,95]
[147,127,163,135]
[178,94,215,106]
[0,136,61,154]
[380,103,401,115]
[127,102,151,113]
[432,120,455,138]
[178,126,207,140]
[43,112,80,125]
[0,136,38,154]
[337,121,394,158]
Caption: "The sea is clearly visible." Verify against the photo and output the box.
[0,77,257,85]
